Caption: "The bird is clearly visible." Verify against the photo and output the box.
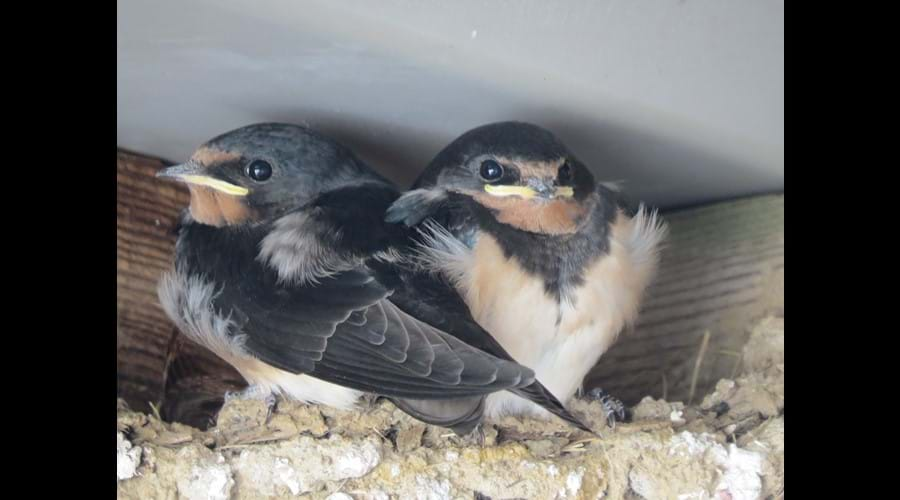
[385,121,667,425]
[155,122,592,435]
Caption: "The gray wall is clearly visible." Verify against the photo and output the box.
[117,0,783,209]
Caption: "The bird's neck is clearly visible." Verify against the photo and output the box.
[175,182,407,286]
[472,193,616,302]
[187,186,256,227]
[174,217,269,282]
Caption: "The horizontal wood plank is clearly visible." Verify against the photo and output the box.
[116,151,243,424]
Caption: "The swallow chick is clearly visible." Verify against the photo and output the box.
[386,121,667,424]
[155,123,592,435]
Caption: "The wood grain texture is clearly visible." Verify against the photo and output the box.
[117,150,243,425]
[584,194,784,405]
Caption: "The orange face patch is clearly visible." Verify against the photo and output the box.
[188,185,254,227]
[471,192,590,235]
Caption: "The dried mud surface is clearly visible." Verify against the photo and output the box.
[117,317,784,499]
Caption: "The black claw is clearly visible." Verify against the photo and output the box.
[264,394,278,424]
[360,393,380,409]
[712,401,730,417]
[583,388,628,427]
[223,386,278,424]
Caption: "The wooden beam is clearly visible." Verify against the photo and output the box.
[116,151,243,426]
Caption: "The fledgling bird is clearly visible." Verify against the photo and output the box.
[155,122,592,435]
[385,121,667,424]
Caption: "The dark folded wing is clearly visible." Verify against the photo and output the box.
[218,267,534,399]
[371,260,594,433]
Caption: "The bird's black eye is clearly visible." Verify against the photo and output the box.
[246,160,272,182]
[558,162,573,185]
[479,160,504,182]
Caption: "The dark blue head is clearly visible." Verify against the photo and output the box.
[157,123,389,226]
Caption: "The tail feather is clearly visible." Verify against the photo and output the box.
[391,382,594,435]
[391,396,485,436]
[511,382,594,434]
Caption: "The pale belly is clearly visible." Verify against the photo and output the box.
[472,268,622,419]
[239,358,364,410]
[455,211,662,420]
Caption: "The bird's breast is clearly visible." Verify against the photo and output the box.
[460,233,615,371]
[454,210,662,412]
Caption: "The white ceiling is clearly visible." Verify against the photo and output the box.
[117,0,783,209]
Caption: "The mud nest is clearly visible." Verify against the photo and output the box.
[117,316,783,499]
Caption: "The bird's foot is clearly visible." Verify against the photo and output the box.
[582,388,627,428]
[224,384,271,402]
[358,392,380,409]
[473,423,486,448]
[263,393,278,423]
[224,385,278,422]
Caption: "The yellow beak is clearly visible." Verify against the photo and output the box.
[156,163,249,196]
[484,184,574,199]
[174,175,249,196]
